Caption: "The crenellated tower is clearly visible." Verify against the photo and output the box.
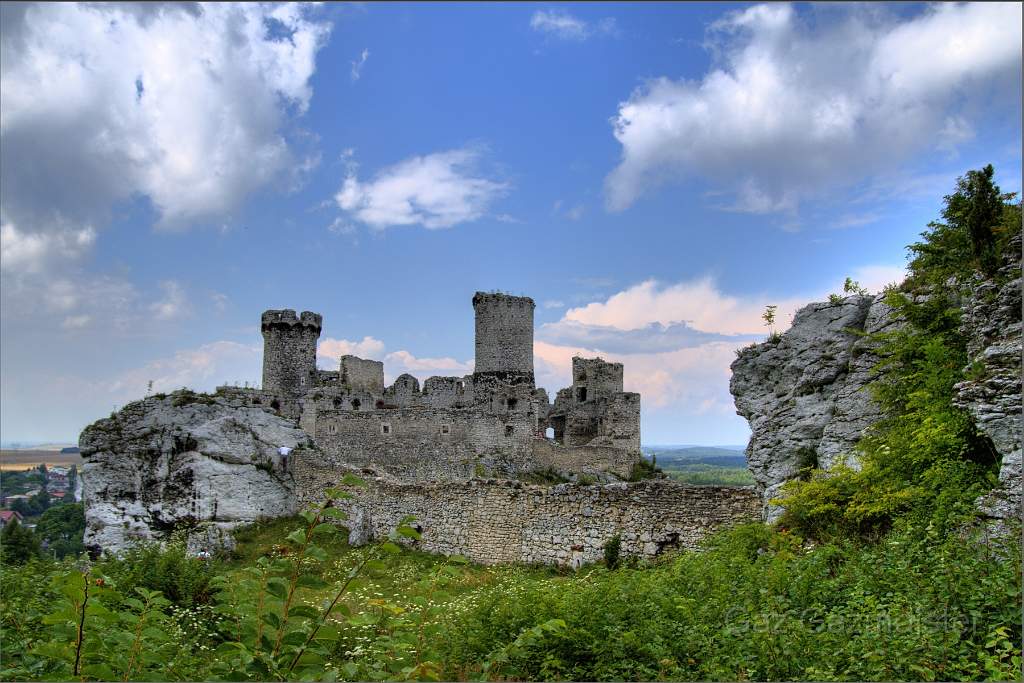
[261,309,322,398]
[472,292,535,387]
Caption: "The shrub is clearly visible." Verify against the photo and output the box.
[602,534,621,569]
[96,534,216,607]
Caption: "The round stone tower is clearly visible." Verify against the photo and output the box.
[472,292,535,386]
[261,309,322,398]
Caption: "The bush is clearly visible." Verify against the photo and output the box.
[602,534,621,569]
[95,535,217,607]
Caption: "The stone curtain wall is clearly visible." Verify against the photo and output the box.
[294,461,759,566]
[472,292,535,383]
[529,439,639,479]
[311,408,538,480]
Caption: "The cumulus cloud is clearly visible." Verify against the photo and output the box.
[335,148,509,229]
[605,2,1022,212]
[539,265,907,414]
[317,336,472,382]
[540,319,754,355]
[317,336,388,368]
[530,9,617,41]
[1,220,95,274]
[108,341,261,396]
[383,351,473,382]
[0,2,331,249]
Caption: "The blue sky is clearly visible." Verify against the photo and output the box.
[1,2,1020,445]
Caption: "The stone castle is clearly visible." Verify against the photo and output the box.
[81,291,759,566]
[228,292,643,482]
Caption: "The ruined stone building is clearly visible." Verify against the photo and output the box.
[81,291,760,566]
[249,292,642,481]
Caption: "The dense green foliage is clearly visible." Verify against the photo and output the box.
[1,518,41,566]
[35,503,86,559]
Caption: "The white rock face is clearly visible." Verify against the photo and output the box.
[80,393,310,554]
[729,294,898,520]
[954,234,1022,529]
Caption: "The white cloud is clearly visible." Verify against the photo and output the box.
[317,336,472,382]
[335,148,509,229]
[149,281,190,321]
[605,2,1022,212]
[383,351,473,382]
[0,2,331,247]
[0,220,95,274]
[540,265,906,412]
[351,48,370,81]
[107,341,261,396]
[530,9,617,41]
[318,336,387,368]
[542,300,565,309]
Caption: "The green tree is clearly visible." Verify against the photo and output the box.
[35,503,85,559]
[1,518,41,565]
[908,164,1017,281]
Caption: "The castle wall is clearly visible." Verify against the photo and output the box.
[311,408,537,480]
[340,355,384,394]
[261,310,321,399]
[421,376,475,408]
[472,292,535,384]
[572,357,624,401]
[294,463,760,566]
[529,439,639,479]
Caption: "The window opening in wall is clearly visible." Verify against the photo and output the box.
[505,425,514,437]
[381,423,391,435]
[441,424,451,435]
[351,398,361,411]
[376,400,385,409]
[456,381,465,393]
[507,398,518,410]
[329,423,337,434]
[545,427,555,439]
[577,387,587,403]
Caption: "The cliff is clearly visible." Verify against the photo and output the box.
[80,392,310,554]
[730,294,898,520]
[731,236,1021,526]
[954,234,1022,529]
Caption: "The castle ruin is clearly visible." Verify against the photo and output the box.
[81,291,759,566]
[236,292,642,482]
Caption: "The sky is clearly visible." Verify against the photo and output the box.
[1,2,1021,446]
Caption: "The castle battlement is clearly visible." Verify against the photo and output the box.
[471,292,536,310]
[261,309,323,332]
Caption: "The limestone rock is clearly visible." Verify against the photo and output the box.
[80,392,310,554]
[954,234,1022,528]
[730,294,895,520]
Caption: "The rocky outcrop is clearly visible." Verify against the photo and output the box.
[80,392,311,554]
[954,234,1022,529]
[730,294,899,520]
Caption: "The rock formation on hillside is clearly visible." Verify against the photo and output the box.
[729,294,899,519]
[954,234,1022,529]
[731,234,1021,526]
[80,393,308,554]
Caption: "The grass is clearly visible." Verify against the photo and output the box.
[661,464,755,486]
